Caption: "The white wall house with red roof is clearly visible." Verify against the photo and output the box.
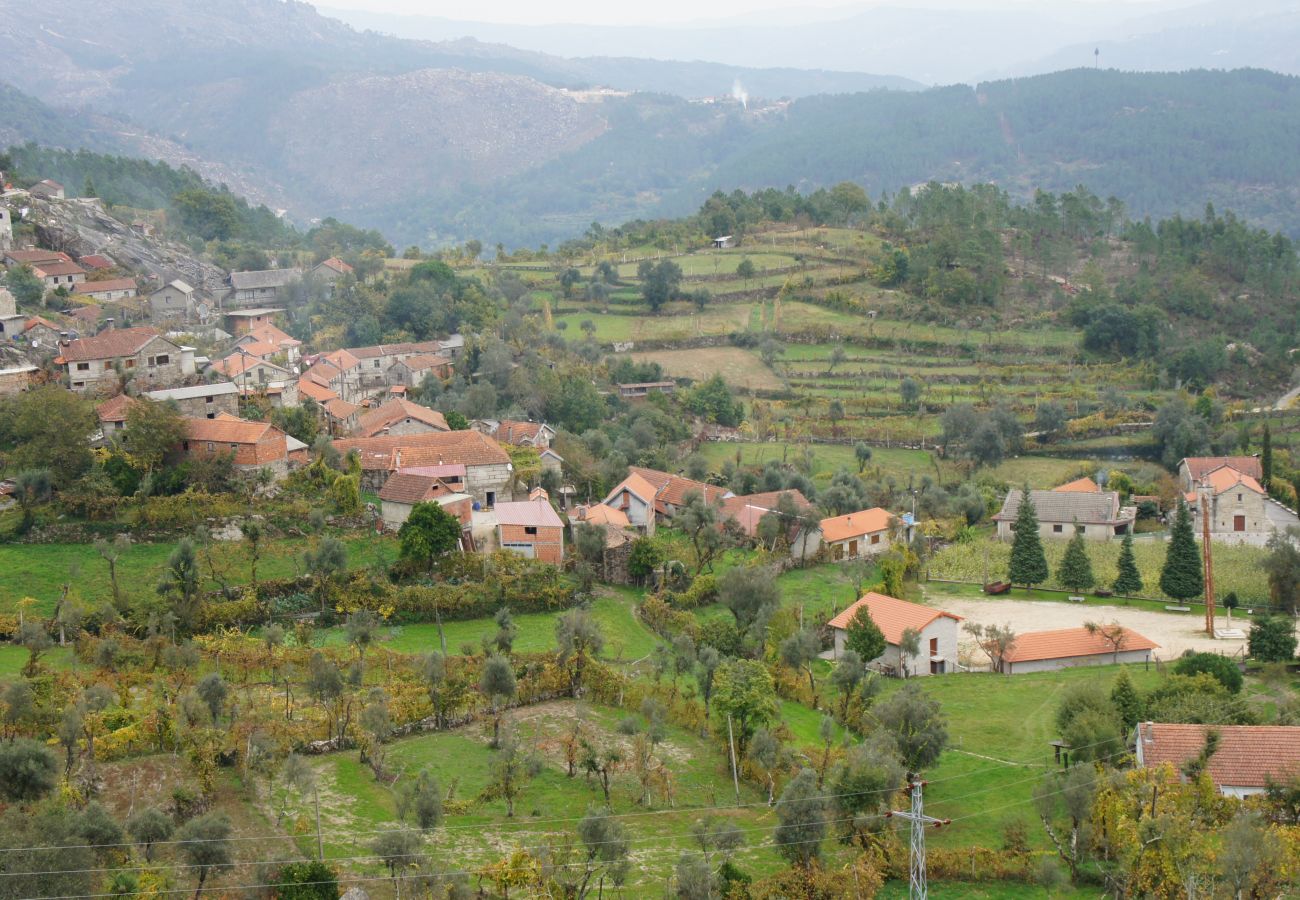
[819,507,896,560]
[996,626,1157,674]
[829,592,963,677]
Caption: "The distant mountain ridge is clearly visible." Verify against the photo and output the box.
[2,0,1299,249]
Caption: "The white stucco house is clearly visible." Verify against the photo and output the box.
[996,626,1157,674]
[828,592,962,677]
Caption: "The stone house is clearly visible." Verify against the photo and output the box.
[388,353,454,387]
[149,280,200,324]
[60,327,193,393]
[208,353,294,390]
[829,592,963,677]
[0,364,36,396]
[473,419,557,448]
[143,382,240,419]
[234,323,300,365]
[1135,724,1300,798]
[177,414,290,478]
[228,269,302,308]
[72,278,137,302]
[601,470,661,535]
[355,398,448,438]
[20,316,65,349]
[998,626,1157,674]
[95,393,135,441]
[31,260,86,289]
[721,490,822,558]
[819,507,897,560]
[377,470,473,532]
[29,179,65,200]
[994,489,1136,541]
[495,499,565,564]
[304,350,363,403]
[1183,465,1299,545]
[3,249,72,269]
[224,308,285,335]
[347,341,446,392]
[333,430,514,504]
[311,257,353,285]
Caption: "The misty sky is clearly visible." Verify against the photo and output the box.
[323,0,1170,27]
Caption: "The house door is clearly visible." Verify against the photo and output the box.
[928,638,941,674]
[848,540,858,556]
[1234,515,1246,532]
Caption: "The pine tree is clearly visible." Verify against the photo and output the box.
[1262,423,1273,487]
[1109,669,1143,730]
[1159,501,1203,602]
[1007,487,1049,589]
[1112,532,1143,596]
[1056,528,1095,591]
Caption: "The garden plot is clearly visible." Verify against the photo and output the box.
[629,347,785,391]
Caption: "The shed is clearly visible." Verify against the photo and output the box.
[998,626,1157,674]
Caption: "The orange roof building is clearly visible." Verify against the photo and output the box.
[997,626,1158,674]
[829,592,963,677]
[1135,723,1300,797]
[355,398,449,438]
[819,507,897,561]
[178,414,290,474]
[1054,476,1100,493]
[334,429,514,505]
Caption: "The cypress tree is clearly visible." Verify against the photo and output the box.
[1056,527,1095,591]
[1112,531,1143,596]
[1007,487,1049,589]
[1262,423,1273,487]
[1159,500,1203,602]
[1109,669,1143,730]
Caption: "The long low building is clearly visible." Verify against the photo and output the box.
[333,429,514,505]
[997,626,1157,674]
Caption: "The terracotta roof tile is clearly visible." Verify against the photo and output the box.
[32,261,86,278]
[1205,467,1265,496]
[61,327,167,362]
[356,399,448,437]
[334,429,510,470]
[4,249,71,265]
[1137,723,1300,789]
[828,592,962,643]
[820,508,894,543]
[185,415,279,445]
[378,471,456,505]
[1183,457,1263,482]
[1001,626,1158,663]
[297,377,337,404]
[347,341,443,360]
[96,393,137,423]
[628,465,730,510]
[1054,477,1100,493]
[571,504,630,528]
[603,471,660,506]
[72,278,136,295]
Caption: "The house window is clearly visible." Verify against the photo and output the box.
[205,396,214,404]
[230,443,238,451]
[870,534,880,544]
[1075,525,1085,535]
[124,359,135,368]
[76,362,89,371]
[1237,493,1242,502]
[206,442,214,451]
[182,441,190,451]
[374,360,381,368]
[155,354,169,365]
[485,491,495,508]
[1052,524,1063,533]
[524,526,537,535]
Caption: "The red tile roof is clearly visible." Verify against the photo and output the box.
[1183,457,1263,482]
[1001,626,1158,663]
[185,415,279,445]
[378,471,457,505]
[297,377,338,404]
[242,323,299,348]
[72,278,136,295]
[4,249,71,265]
[324,398,360,420]
[496,420,546,444]
[334,429,510,470]
[628,465,730,511]
[1205,466,1265,496]
[78,255,114,270]
[1054,477,1100,493]
[356,399,449,437]
[96,393,137,423]
[570,504,630,528]
[61,327,166,362]
[605,471,659,506]
[494,499,564,528]
[400,353,451,371]
[828,592,962,643]
[210,354,290,379]
[318,256,353,275]
[32,261,87,278]
[1137,723,1300,789]
[347,341,442,360]
[820,508,894,543]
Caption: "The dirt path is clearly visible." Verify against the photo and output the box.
[921,589,1252,662]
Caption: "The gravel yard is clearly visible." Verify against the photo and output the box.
[920,589,1262,665]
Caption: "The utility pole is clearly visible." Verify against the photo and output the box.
[1201,481,1216,636]
[886,776,950,900]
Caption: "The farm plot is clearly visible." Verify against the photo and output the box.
[629,347,785,391]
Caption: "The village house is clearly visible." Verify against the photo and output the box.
[224,308,285,336]
[600,470,660,535]
[1182,460,1300,545]
[377,470,473,532]
[143,382,240,419]
[616,381,676,400]
[1134,723,1300,798]
[60,327,194,393]
[72,278,137,302]
[208,352,294,390]
[31,259,86,289]
[149,280,202,324]
[720,489,822,557]
[95,393,135,441]
[387,352,454,387]
[994,488,1136,541]
[495,499,565,564]
[227,268,302,308]
[0,206,10,251]
[333,429,514,504]
[347,341,447,392]
[177,413,291,478]
[19,316,65,349]
[29,179,65,200]
[355,398,449,438]
[819,507,898,560]
[311,256,354,285]
[829,592,963,677]
[473,419,556,448]
[620,466,733,521]
[303,350,363,403]
[996,626,1157,674]
[3,249,73,269]
[0,364,36,396]
[1053,476,1100,493]
[233,323,301,365]
[1178,456,1263,493]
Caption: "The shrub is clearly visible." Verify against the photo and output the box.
[1172,652,1243,693]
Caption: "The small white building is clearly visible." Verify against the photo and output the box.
[820,507,898,560]
[996,626,1157,674]
[601,470,660,535]
[828,592,962,677]
[1135,723,1300,798]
